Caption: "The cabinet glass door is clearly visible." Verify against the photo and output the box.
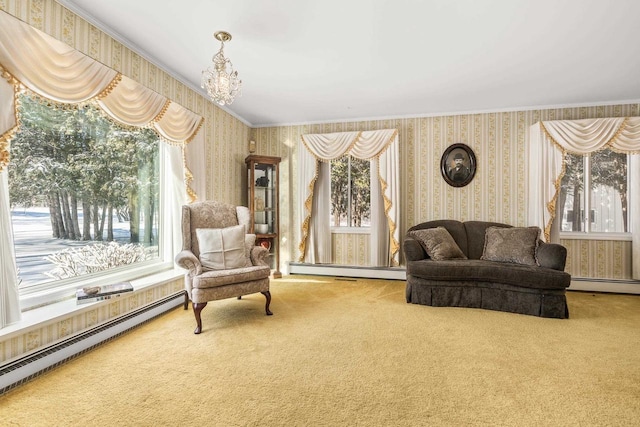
[246,154,281,277]
[252,162,276,235]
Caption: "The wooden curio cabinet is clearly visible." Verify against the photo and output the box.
[245,155,281,278]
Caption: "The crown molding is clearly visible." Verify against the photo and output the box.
[251,99,640,128]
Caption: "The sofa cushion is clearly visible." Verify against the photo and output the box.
[481,226,540,266]
[409,227,467,260]
[196,225,250,270]
[193,265,271,289]
[407,259,571,290]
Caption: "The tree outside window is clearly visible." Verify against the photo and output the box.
[9,94,160,287]
[330,156,370,227]
[559,148,628,233]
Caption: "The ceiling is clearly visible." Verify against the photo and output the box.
[56,0,640,127]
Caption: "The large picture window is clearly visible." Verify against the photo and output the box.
[559,148,629,233]
[9,93,161,289]
[330,156,370,228]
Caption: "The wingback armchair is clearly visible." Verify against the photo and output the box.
[175,201,273,334]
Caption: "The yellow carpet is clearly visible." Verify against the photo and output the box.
[2,275,640,426]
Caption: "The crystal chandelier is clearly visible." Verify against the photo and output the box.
[201,31,242,106]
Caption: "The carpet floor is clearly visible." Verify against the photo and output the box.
[1,275,640,426]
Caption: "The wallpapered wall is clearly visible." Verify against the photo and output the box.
[252,106,638,280]
[1,0,636,282]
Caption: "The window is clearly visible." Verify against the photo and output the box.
[559,148,629,233]
[330,156,370,228]
[9,93,162,298]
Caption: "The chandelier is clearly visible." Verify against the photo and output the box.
[201,31,242,106]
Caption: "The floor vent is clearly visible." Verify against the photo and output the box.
[0,292,185,396]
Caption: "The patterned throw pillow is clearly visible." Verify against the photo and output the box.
[196,225,250,270]
[409,227,467,260]
[481,226,541,266]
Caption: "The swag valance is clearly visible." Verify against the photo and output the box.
[528,117,640,279]
[298,129,400,267]
[0,10,203,175]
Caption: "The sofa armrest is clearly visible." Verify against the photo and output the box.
[537,242,567,271]
[404,237,427,262]
[175,250,202,276]
[251,245,270,267]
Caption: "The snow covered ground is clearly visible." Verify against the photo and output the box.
[11,207,130,287]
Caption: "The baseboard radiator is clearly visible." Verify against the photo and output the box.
[289,262,407,280]
[0,291,185,396]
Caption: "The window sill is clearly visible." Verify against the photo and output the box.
[0,268,184,340]
[559,232,631,241]
[331,227,371,235]
[18,261,175,311]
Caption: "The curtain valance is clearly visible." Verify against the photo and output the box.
[97,75,169,127]
[153,102,204,144]
[0,16,117,103]
[529,117,640,279]
[301,129,398,161]
[541,117,640,154]
[0,11,203,146]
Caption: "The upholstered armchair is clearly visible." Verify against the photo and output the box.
[175,201,272,334]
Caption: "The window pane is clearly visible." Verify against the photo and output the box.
[330,156,349,226]
[589,150,628,232]
[349,157,370,227]
[9,94,160,288]
[559,153,585,231]
[330,156,371,227]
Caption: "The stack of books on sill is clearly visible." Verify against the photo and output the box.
[76,282,134,304]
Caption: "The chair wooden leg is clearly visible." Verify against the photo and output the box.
[192,302,207,334]
[183,291,189,310]
[261,291,273,316]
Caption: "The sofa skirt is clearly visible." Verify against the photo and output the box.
[406,277,569,319]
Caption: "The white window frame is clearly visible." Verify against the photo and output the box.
[17,147,173,311]
[330,156,372,232]
[560,151,632,241]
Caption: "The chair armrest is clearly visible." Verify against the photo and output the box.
[175,250,202,275]
[404,237,427,262]
[537,242,567,271]
[251,245,270,267]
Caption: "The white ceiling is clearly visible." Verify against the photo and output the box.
[57,0,640,127]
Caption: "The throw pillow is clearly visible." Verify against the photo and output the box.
[196,225,248,270]
[481,226,541,266]
[409,227,467,260]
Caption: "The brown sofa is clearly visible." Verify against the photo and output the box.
[404,220,571,318]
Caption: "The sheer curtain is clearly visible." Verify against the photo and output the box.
[528,117,640,279]
[162,143,188,262]
[0,72,20,327]
[0,11,203,327]
[298,129,400,267]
